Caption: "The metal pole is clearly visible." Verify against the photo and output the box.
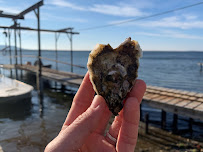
[8,29,12,65]
[18,24,22,66]
[18,24,23,79]
[54,32,59,90]
[8,29,13,77]
[36,7,42,91]
[35,7,44,117]
[14,20,18,80]
[14,21,18,65]
[55,32,58,71]
[70,29,73,72]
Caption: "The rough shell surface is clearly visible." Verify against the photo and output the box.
[87,37,142,115]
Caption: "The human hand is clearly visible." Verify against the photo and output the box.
[45,72,146,152]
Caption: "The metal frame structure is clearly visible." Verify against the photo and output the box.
[0,0,79,90]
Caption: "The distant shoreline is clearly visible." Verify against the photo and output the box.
[1,45,203,52]
[10,49,203,52]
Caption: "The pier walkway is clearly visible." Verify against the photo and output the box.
[1,64,83,88]
[144,86,203,121]
[1,64,203,121]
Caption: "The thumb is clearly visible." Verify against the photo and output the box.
[53,95,106,151]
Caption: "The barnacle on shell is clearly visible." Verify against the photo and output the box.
[87,37,142,115]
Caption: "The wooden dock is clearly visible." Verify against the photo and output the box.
[144,85,203,121]
[1,64,203,121]
[1,64,83,88]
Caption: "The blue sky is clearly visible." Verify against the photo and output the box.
[0,0,203,51]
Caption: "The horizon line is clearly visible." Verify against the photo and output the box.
[1,45,203,52]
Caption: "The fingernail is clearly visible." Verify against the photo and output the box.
[91,95,105,109]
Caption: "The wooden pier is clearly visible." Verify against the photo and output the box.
[144,86,203,121]
[1,64,203,129]
[1,64,83,88]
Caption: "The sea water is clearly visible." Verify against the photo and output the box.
[1,50,203,92]
[0,51,203,151]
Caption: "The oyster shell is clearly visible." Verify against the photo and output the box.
[87,37,142,115]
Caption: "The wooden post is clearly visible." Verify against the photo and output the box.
[161,110,166,129]
[172,114,178,133]
[145,113,149,134]
[189,118,193,137]
[61,84,66,93]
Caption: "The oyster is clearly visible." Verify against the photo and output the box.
[87,37,142,115]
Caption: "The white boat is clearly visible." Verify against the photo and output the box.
[0,75,33,102]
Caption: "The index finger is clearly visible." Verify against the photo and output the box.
[62,72,95,128]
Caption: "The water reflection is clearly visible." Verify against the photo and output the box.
[38,90,44,118]
[0,98,32,120]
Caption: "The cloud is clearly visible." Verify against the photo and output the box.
[48,0,85,11]
[109,14,203,29]
[0,6,21,14]
[48,0,146,17]
[41,14,87,23]
[141,15,203,29]
[182,14,197,20]
[135,30,203,40]
[89,4,146,17]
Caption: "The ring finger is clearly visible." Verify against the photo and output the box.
[105,110,123,145]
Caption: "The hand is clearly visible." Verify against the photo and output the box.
[45,72,146,152]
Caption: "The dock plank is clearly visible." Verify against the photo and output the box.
[158,96,175,103]
[194,103,203,111]
[144,85,203,120]
[12,64,84,88]
[167,98,183,105]
[197,98,203,103]
[175,100,191,107]
[185,101,202,109]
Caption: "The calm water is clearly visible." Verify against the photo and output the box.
[2,50,203,92]
[0,51,203,151]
